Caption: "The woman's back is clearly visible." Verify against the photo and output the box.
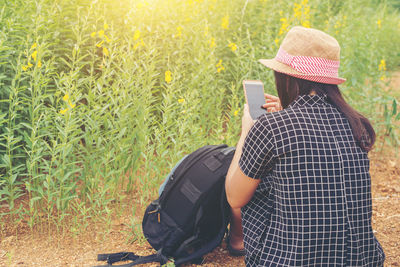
[239,94,385,266]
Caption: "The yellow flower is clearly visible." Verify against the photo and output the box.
[30,43,37,50]
[209,37,216,48]
[61,94,75,110]
[216,59,225,73]
[165,70,172,83]
[134,30,141,41]
[221,15,229,30]
[98,30,104,38]
[377,19,382,29]
[293,1,311,28]
[90,31,96,38]
[204,25,209,36]
[103,47,109,56]
[104,22,109,30]
[304,5,310,16]
[278,17,289,36]
[174,26,182,38]
[68,100,76,109]
[96,41,104,48]
[178,98,185,103]
[23,62,33,71]
[274,38,280,46]
[31,50,38,62]
[133,38,145,50]
[293,3,302,19]
[302,20,310,28]
[234,109,239,116]
[104,34,111,43]
[37,60,42,68]
[228,42,237,52]
[378,59,386,71]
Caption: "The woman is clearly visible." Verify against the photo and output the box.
[225,26,385,266]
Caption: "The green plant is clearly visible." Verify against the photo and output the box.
[162,260,176,267]
[0,0,399,234]
[381,98,400,148]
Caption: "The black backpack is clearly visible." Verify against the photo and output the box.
[95,144,235,267]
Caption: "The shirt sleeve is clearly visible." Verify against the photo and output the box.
[239,117,276,179]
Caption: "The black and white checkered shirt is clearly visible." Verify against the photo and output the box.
[238,94,385,266]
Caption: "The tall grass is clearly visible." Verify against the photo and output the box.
[0,0,399,233]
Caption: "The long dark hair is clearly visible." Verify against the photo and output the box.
[274,71,375,152]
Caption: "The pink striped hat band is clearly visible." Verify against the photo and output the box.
[275,47,340,77]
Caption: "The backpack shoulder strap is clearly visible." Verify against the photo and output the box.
[94,250,168,267]
[97,252,138,264]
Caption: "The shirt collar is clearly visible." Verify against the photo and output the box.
[288,94,328,108]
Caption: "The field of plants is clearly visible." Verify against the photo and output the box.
[0,0,399,244]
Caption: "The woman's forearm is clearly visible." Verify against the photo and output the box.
[225,132,260,209]
[226,134,247,188]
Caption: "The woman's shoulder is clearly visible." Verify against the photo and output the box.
[255,108,309,142]
[256,109,295,129]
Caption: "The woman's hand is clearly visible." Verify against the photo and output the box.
[262,93,282,112]
[241,104,255,137]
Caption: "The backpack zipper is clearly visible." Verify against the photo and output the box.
[148,201,161,223]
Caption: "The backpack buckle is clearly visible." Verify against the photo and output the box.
[220,146,235,156]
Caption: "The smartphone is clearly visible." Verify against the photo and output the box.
[243,80,267,120]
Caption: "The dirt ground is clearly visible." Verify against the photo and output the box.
[0,145,399,267]
[1,74,399,267]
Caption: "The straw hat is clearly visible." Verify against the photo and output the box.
[259,26,346,84]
